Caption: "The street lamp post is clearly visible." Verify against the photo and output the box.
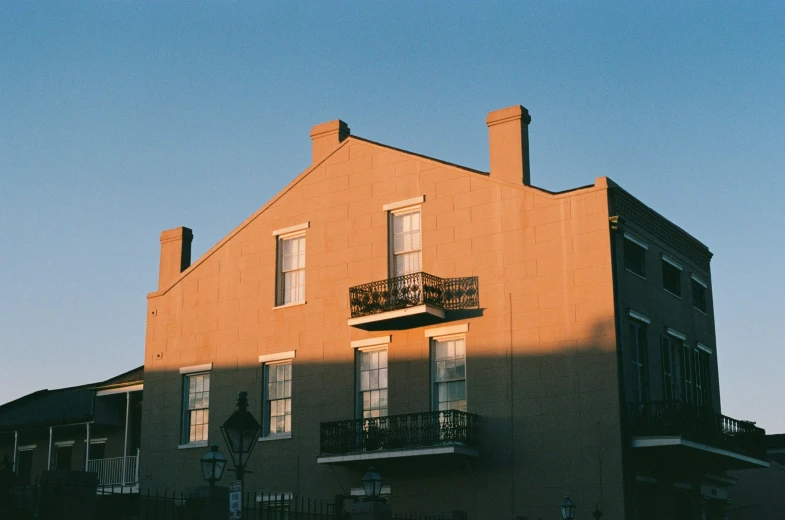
[560,496,576,520]
[220,391,262,520]
[200,444,227,497]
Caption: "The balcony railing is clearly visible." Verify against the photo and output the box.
[87,454,139,486]
[320,410,480,455]
[349,272,479,319]
[628,401,766,459]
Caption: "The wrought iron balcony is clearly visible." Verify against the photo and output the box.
[348,272,479,327]
[318,410,480,463]
[628,401,766,464]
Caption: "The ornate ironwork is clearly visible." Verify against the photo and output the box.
[627,401,766,458]
[320,410,480,455]
[349,272,479,318]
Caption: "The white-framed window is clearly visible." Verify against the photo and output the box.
[432,335,467,412]
[357,347,388,419]
[390,208,421,277]
[277,233,306,305]
[183,372,210,444]
[263,362,292,436]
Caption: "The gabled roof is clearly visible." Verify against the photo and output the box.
[0,365,143,432]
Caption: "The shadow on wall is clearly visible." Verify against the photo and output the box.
[137,317,622,520]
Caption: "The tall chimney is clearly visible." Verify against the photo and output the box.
[309,120,350,164]
[158,227,193,291]
[485,105,531,186]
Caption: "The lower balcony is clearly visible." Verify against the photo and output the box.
[87,453,140,492]
[628,401,768,470]
[318,410,480,464]
[347,272,480,329]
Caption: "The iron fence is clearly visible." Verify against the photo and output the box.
[349,272,479,318]
[320,410,480,455]
[627,400,766,458]
[3,483,351,520]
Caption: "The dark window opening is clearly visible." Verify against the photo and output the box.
[692,279,707,312]
[624,238,646,277]
[89,442,105,461]
[55,446,72,470]
[662,260,681,296]
[629,320,649,402]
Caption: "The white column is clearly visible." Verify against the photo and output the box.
[12,431,18,472]
[122,391,130,486]
[47,426,53,470]
[85,423,91,471]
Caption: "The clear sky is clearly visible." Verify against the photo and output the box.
[1,3,783,431]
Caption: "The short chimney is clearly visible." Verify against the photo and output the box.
[309,120,350,164]
[485,105,531,185]
[158,227,193,291]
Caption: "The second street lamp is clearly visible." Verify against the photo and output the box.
[221,391,262,518]
[200,444,227,497]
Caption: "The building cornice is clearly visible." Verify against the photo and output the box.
[610,188,713,269]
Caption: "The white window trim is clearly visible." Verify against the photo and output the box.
[273,301,307,310]
[431,333,468,412]
[623,233,649,250]
[178,440,208,450]
[276,231,307,306]
[182,371,211,445]
[389,205,423,278]
[259,432,293,442]
[382,196,425,212]
[180,363,213,375]
[54,441,75,447]
[667,328,687,341]
[261,358,294,439]
[272,222,309,237]
[259,351,296,364]
[350,336,391,349]
[425,323,469,338]
[697,342,713,354]
[662,255,683,270]
[691,274,707,288]
[628,310,651,324]
[17,445,36,451]
[86,438,107,444]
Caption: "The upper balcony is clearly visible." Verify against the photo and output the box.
[317,410,480,464]
[347,272,479,329]
[627,401,768,470]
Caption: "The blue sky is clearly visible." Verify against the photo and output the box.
[1,3,783,431]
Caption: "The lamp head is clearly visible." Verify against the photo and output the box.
[200,444,227,482]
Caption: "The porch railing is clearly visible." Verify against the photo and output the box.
[349,272,479,319]
[627,401,766,459]
[86,453,139,486]
[320,410,480,455]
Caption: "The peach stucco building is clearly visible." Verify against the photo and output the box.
[140,105,766,519]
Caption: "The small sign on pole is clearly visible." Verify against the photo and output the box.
[229,480,242,519]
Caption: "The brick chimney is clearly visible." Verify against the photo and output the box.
[309,120,350,164]
[485,105,531,186]
[158,227,193,290]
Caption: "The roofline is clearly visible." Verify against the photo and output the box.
[92,365,145,390]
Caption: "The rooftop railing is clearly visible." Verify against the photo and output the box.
[349,272,479,319]
[320,410,480,455]
[628,400,766,459]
